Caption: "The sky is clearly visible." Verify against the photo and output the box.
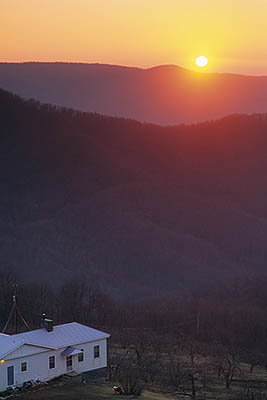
[1,0,267,75]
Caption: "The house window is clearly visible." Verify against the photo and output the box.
[21,362,27,372]
[49,355,55,369]
[94,345,100,358]
[78,349,84,362]
[66,355,72,370]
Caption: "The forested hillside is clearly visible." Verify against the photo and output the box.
[1,62,267,124]
[1,88,267,298]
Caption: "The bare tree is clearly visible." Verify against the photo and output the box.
[117,361,144,396]
[213,346,241,389]
[164,338,208,399]
[181,369,206,399]
[165,346,184,391]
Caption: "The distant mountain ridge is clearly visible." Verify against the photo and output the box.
[1,62,267,124]
[1,88,267,298]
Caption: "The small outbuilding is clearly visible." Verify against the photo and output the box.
[0,321,110,392]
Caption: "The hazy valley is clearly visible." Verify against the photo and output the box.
[1,62,267,124]
[1,88,267,298]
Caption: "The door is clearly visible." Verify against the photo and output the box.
[66,355,73,372]
[7,366,14,386]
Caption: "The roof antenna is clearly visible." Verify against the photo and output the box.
[2,284,31,334]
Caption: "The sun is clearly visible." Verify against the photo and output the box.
[196,56,208,67]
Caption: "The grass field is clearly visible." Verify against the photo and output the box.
[15,381,176,400]
[5,362,267,399]
[5,370,267,400]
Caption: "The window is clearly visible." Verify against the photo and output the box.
[78,349,84,362]
[94,345,100,358]
[21,362,27,372]
[49,355,55,369]
[66,355,72,371]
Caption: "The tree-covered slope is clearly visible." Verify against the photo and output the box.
[1,88,267,298]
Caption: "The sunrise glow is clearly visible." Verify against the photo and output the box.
[1,0,267,74]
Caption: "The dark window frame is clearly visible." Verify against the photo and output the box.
[49,355,56,369]
[94,345,100,358]
[78,349,84,362]
[21,361,27,372]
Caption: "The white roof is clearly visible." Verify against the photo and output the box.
[0,322,110,359]
[0,333,22,359]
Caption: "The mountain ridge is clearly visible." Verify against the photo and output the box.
[2,61,267,77]
[1,62,267,124]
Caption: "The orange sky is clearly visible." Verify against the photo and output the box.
[1,0,267,75]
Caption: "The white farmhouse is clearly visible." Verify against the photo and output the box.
[0,320,110,392]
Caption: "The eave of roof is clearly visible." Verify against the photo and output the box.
[1,341,57,359]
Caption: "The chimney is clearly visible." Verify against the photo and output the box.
[44,318,53,332]
[41,313,53,332]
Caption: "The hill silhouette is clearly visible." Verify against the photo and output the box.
[1,88,267,298]
[1,62,267,124]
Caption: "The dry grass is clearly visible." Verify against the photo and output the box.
[15,381,177,400]
[6,358,267,399]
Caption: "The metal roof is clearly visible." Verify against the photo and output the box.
[0,333,23,359]
[0,322,110,359]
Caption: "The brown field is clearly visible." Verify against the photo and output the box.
[4,363,267,400]
[12,381,176,400]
